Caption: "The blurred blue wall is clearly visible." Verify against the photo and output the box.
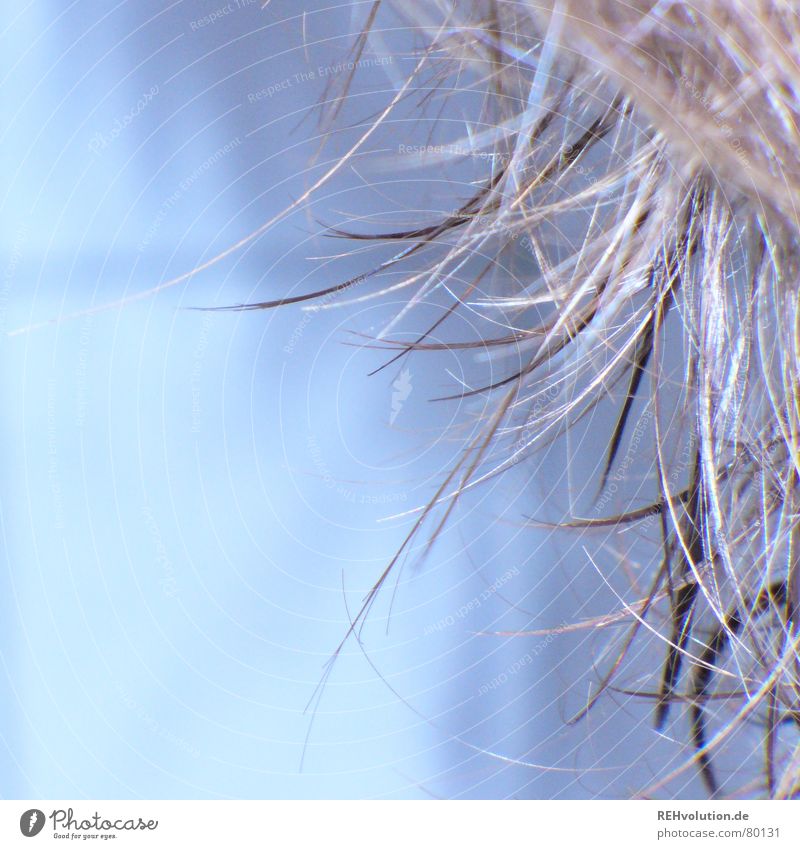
[0,0,689,800]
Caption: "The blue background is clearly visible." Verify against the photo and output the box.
[0,0,704,799]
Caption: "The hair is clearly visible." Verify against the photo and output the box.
[235,1,800,798]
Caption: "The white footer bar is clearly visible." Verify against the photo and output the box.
[0,800,795,848]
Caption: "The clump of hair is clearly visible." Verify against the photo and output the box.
[242,0,800,798]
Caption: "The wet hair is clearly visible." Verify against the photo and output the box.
[239,1,800,798]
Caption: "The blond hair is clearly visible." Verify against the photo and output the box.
[250,1,800,798]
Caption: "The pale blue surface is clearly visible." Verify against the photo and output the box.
[0,0,682,800]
